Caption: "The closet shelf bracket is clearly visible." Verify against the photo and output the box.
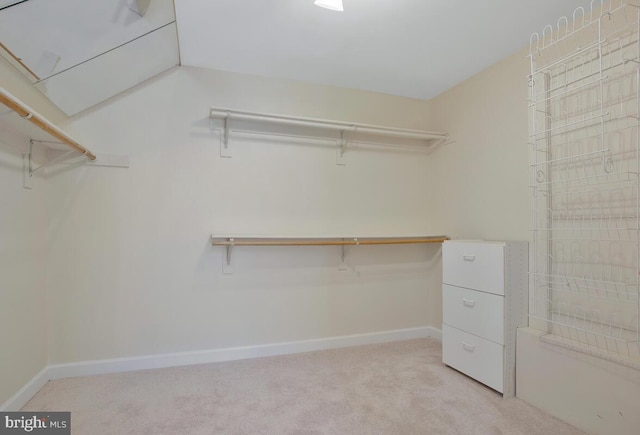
[24,140,75,189]
[223,238,234,274]
[339,243,348,270]
[220,113,231,158]
[23,141,131,190]
[336,130,351,165]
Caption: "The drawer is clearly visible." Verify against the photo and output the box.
[442,241,505,295]
[443,284,504,344]
[442,324,504,393]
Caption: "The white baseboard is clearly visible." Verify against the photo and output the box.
[4,327,440,410]
[0,367,49,412]
[48,326,440,380]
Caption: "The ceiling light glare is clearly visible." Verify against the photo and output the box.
[314,0,344,12]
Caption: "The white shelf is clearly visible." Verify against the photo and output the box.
[209,107,450,163]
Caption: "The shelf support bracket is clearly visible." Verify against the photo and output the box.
[24,140,75,189]
[223,238,234,274]
[336,130,349,165]
[338,241,348,270]
[22,141,32,190]
[220,113,232,158]
[22,140,128,189]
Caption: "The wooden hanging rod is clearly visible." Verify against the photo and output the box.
[0,87,96,160]
[211,236,450,247]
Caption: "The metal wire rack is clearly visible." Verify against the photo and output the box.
[528,0,640,368]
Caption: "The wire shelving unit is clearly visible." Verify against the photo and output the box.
[528,0,640,368]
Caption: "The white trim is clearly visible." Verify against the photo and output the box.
[0,367,49,411]
[3,327,440,410]
[48,326,438,380]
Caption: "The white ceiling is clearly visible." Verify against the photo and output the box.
[175,0,595,100]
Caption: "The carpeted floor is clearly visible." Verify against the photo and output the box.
[23,338,584,434]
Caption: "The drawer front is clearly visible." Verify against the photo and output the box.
[443,284,504,344]
[442,324,504,393]
[442,241,505,295]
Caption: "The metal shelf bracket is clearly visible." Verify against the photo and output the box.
[223,238,234,274]
[22,140,130,190]
[336,129,351,165]
[339,243,348,270]
[24,140,74,189]
[220,113,232,158]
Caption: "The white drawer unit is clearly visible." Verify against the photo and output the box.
[442,240,528,397]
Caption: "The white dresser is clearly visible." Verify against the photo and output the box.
[442,240,528,397]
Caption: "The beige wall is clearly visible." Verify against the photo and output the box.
[426,48,531,328]
[429,47,531,241]
[0,95,48,406]
[0,146,48,407]
[43,66,439,363]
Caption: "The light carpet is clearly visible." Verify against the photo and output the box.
[22,338,584,434]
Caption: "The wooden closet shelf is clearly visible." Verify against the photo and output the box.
[211,236,450,247]
[211,235,449,274]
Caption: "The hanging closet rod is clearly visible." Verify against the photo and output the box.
[0,87,96,160]
[211,236,450,247]
[209,107,449,142]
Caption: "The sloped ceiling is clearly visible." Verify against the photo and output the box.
[175,0,595,100]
